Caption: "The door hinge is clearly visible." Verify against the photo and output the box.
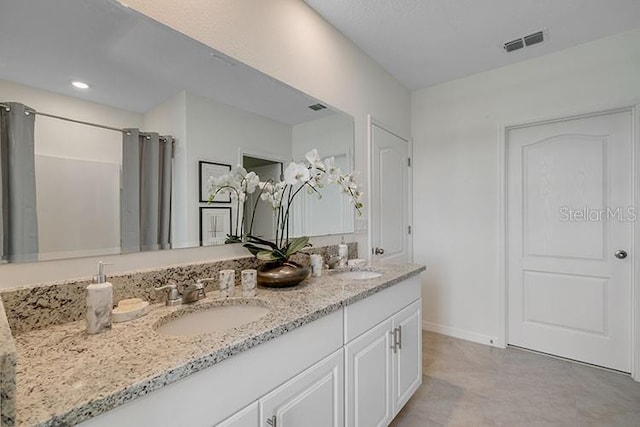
[408,157,411,167]
[408,225,411,235]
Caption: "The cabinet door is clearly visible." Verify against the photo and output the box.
[216,401,259,427]
[345,318,394,427]
[392,300,422,414]
[260,349,343,427]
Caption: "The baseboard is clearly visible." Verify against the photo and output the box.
[422,320,502,348]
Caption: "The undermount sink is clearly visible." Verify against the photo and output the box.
[156,303,270,337]
[332,270,382,280]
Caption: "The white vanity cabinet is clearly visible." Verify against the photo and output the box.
[217,349,343,427]
[392,301,422,413]
[344,276,422,427]
[345,318,395,426]
[259,349,343,427]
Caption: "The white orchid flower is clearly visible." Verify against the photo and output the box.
[233,165,248,178]
[323,157,342,184]
[284,162,310,185]
[259,181,274,199]
[245,171,260,194]
[305,149,325,169]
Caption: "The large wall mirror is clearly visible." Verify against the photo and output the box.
[0,0,355,263]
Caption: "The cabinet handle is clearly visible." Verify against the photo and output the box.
[396,325,402,350]
[390,330,397,353]
[266,415,277,427]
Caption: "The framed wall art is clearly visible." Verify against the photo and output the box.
[199,206,232,246]
[199,161,231,203]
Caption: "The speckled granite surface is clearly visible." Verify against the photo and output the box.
[0,300,16,427]
[1,243,357,336]
[11,262,424,427]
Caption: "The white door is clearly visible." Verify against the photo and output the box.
[392,301,422,415]
[371,123,410,262]
[345,318,394,427]
[260,349,343,427]
[507,110,633,372]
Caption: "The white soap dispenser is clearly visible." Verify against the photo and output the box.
[338,237,348,267]
[86,261,113,335]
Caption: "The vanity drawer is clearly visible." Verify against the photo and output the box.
[343,275,421,343]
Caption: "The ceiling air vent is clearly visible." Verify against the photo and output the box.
[308,103,326,111]
[524,30,544,46]
[503,29,546,53]
[504,38,524,52]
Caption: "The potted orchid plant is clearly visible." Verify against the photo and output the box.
[208,149,363,287]
[207,166,260,243]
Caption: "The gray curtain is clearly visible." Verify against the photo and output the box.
[121,129,173,253]
[0,102,38,262]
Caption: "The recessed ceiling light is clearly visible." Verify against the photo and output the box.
[71,81,90,89]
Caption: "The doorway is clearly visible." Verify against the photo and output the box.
[505,109,634,372]
[243,155,282,240]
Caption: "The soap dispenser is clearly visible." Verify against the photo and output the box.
[338,237,348,267]
[86,261,113,335]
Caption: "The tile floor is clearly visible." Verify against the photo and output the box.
[391,331,640,426]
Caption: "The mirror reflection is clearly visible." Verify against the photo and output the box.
[0,0,355,263]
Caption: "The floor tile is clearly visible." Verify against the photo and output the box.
[391,331,640,427]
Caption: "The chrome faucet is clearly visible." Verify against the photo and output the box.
[326,255,341,269]
[155,279,208,306]
[154,282,182,306]
[182,279,207,304]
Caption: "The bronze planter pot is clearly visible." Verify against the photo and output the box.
[257,261,310,288]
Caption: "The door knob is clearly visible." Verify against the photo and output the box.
[374,247,385,255]
[615,250,628,259]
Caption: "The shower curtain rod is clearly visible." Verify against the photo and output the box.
[0,102,174,142]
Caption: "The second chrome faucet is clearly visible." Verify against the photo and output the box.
[155,279,208,306]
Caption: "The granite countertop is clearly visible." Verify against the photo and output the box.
[10,263,425,427]
[0,301,16,427]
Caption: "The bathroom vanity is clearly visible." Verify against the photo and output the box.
[0,261,424,427]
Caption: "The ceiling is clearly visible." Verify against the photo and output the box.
[0,0,333,125]
[304,0,640,90]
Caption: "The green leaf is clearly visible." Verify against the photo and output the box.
[243,243,264,256]
[246,235,279,251]
[256,250,281,262]
[225,235,242,244]
[273,248,288,259]
[285,236,310,257]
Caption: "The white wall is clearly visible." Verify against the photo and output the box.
[0,0,410,286]
[292,113,354,162]
[412,29,640,345]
